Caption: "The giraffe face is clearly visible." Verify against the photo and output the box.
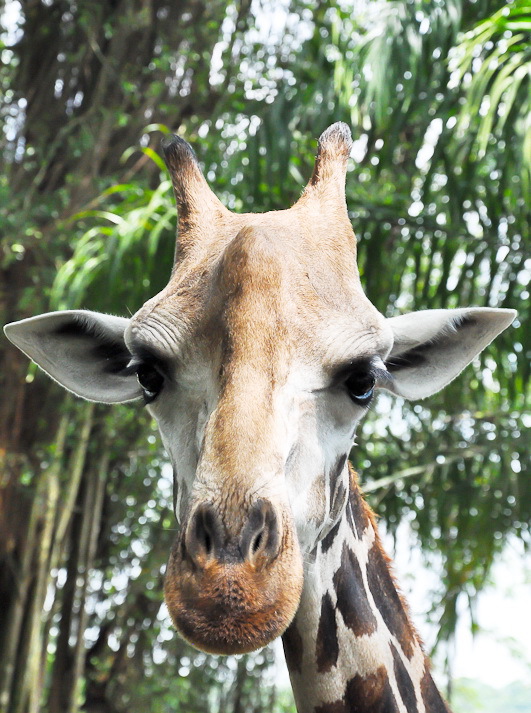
[4,124,515,659]
[125,214,393,654]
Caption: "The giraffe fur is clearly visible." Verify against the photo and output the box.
[284,467,449,713]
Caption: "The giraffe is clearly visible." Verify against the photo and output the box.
[4,124,515,712]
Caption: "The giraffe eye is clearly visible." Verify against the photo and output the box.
[344,372,375,406]
[136,363,164,403]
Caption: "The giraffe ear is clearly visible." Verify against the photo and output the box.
[382,307,516,400]
[3,311,142,403]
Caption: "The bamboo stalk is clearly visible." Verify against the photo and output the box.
[0,413,68,713]
[67,450,109,713]
[46,403,96,713]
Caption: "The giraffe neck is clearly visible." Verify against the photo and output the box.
[282,470,450,713]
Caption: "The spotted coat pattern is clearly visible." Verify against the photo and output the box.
[283,468,450,713]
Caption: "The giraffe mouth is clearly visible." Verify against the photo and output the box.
[164,528,304,654]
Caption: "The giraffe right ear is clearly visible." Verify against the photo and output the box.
[383,307,516,400]
[3,310,142,403]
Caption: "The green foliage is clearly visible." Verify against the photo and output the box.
[451,1,530,182]
[453,678,531,712]
[51,173,176,313]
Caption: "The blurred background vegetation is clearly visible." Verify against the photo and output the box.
[0,0,529,712]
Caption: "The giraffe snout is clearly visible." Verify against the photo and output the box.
[164,497,303,655]
[184,499,280,569]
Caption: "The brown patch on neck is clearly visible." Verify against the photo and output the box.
[333,542,378,637]
[282,619,304,674]
[314,666,397,713]
[321,519,341,554]
[345,667,398,712]
[316,591,339,673]
[420,668,452,712]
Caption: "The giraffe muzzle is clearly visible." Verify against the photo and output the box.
[184,499,280,567]
[164,498,304,654]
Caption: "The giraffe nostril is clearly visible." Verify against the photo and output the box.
[240,499,280,564]
[251,530,263,554]
[183,499,280,567]
[185,503,224,566]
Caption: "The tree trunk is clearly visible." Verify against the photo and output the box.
[0,414,68,713]
[67,451,109,713]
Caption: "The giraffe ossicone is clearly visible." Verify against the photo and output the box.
[4,124,515,712]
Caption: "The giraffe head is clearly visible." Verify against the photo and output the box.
[4,124,515,655]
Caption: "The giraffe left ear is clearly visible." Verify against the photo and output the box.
[382,307,516,400]
[3,310,142,403]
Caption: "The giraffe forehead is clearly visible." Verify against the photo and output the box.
[215,220,364,313]
[212,227,389,374]
[131,220,387,371]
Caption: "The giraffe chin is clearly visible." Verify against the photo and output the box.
[164,552,304,655]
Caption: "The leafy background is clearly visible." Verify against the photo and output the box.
[0,0,529,712]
